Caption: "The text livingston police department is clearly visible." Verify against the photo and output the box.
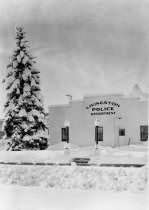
[86,101,120,116]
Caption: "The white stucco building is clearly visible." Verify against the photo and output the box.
[49,85,148,147]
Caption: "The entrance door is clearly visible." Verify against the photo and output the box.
[118,128,126,146]
[95,126,103,144]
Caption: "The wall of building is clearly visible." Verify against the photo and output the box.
[49,93,148,147]
[83,94,122,147]
[49,105,69,145]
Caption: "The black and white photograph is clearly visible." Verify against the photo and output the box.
[0,0,148,209]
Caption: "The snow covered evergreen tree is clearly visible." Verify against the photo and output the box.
[3,27,49,151]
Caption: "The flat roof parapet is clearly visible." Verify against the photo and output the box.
[84,93,123,98]
[69,99,83,103]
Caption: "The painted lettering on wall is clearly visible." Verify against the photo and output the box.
[86,101,120,116]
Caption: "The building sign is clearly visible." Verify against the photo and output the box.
[86,101,120,116]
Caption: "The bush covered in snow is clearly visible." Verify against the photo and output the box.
[2,27,49,151]
[0,165,147,192]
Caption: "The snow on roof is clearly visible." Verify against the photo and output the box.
[130,84,148,101]
[48,85,148,107]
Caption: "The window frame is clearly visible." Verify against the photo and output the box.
[95,126,103,143]
[61,127,69,142]
[140,125,148,141]
[119,129,125,136]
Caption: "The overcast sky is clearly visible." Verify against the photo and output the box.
[0,0,149,117]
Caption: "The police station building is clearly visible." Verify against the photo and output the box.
[49,85,148,147]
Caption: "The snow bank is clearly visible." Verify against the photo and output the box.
[0,165,147,192]
[0,150,72,164]
[142,142,148,147]
[48,143,79,151]
[0,144,147,164]
[117,144,148,152]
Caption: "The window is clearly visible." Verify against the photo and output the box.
[95,126,103,143]
[61,127,69,142]
[119,129,125,136]
[62,128,66,141]
[140,126,148,141]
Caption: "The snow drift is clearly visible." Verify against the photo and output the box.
[0,164,147,192]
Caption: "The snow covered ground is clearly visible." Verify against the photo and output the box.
[0,142,148,191]
[0,184,148,210]
[0,141,148,164]
[0,141,148,209]
[0,164,148,192]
